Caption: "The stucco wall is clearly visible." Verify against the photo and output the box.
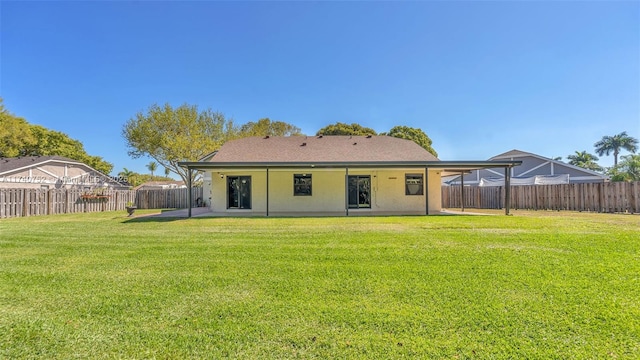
[207,167,443,216]
[268,169,345,213]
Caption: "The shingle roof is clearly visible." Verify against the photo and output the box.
[490,149,529,160]
[208,136,439,163]
[490,149,608,178]
[0,156,84,174]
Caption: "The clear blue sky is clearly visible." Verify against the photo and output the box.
[2,1,638,176]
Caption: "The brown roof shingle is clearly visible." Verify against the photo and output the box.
[208,136,439,163]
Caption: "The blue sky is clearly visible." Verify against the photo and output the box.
[2,1,638,176]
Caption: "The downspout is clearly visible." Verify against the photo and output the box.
[266,168,269,217]
[345,167,349,216]
[424,167,429,215]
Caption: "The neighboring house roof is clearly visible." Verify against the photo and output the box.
[0,155,128,188]
[206,135,439,163]
[489,149,607,178]
[0,156,85,175]
[443,149,608,185]
[134,180,186,190]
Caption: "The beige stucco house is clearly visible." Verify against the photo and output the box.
[180,136,521,217]
[0,156,128,190]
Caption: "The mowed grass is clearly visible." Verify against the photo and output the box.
[1,210,638,359]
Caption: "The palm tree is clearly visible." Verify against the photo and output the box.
[609,154,640,181]
[118,168,136,186]
[147,161,158,178]
[594,131,639,166]
[566,151,603,172]
[164,167,171,177]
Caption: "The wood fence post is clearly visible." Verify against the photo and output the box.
[21,189,28,217]
[47,189,52,215]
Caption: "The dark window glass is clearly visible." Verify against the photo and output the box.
[405,174,424,195]
[348,175,371,208]
[227,176,251,209]
[294,174,312,196]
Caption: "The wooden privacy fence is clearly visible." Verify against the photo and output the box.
[135,187,203,210]
[442,182,640,213]
[0,187,204,219]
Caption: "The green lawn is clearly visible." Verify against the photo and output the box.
[1,210,638,359]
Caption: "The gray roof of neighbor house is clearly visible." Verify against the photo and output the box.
[0,156,85,175]
[207,135,439,163]
[490,149,608,178]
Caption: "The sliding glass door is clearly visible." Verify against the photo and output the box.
[348,175,371,209]
[227,176,251,209]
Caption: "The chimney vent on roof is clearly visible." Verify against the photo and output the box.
[301,142,307,146]
[366,134,372,138]
[318,135,323,138]
[264,135,270,139]
[353,142,357,145]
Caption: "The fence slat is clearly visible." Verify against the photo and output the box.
[0,187,205,218]
[442,182,639,214]
[1,184,637,219]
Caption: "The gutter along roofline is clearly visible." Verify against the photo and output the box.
[178,160,522,170]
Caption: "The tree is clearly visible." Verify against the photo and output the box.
[123,103,237,184]
[118,168,136,186]
[0,98,113,174]
[608,154,640,181]
[381,125,438,157]
[164,167,171,177]
[117,167,174,187]
[566,151,603,172]
[0,101,37,157]
[594,131,638,166]
[147,161,158,177]
[239,118,302,137]
[316,122,377,136]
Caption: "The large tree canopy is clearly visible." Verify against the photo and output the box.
[123,103,236,184]
[0,99,113,174]
[594,131,638,166]
[0,108,37,157]
[316,122,377,136]
[239,118,302,137]
[382,125,438,157]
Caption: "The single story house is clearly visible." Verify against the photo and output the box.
[179,136,522,217]
[443,149,609,186]
[0,156,128,190]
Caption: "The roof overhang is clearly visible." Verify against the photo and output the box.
[178,160,522,171]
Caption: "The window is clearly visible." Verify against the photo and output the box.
[348,175,371,208]
[294,174,312,196]
[405,174,424,195]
